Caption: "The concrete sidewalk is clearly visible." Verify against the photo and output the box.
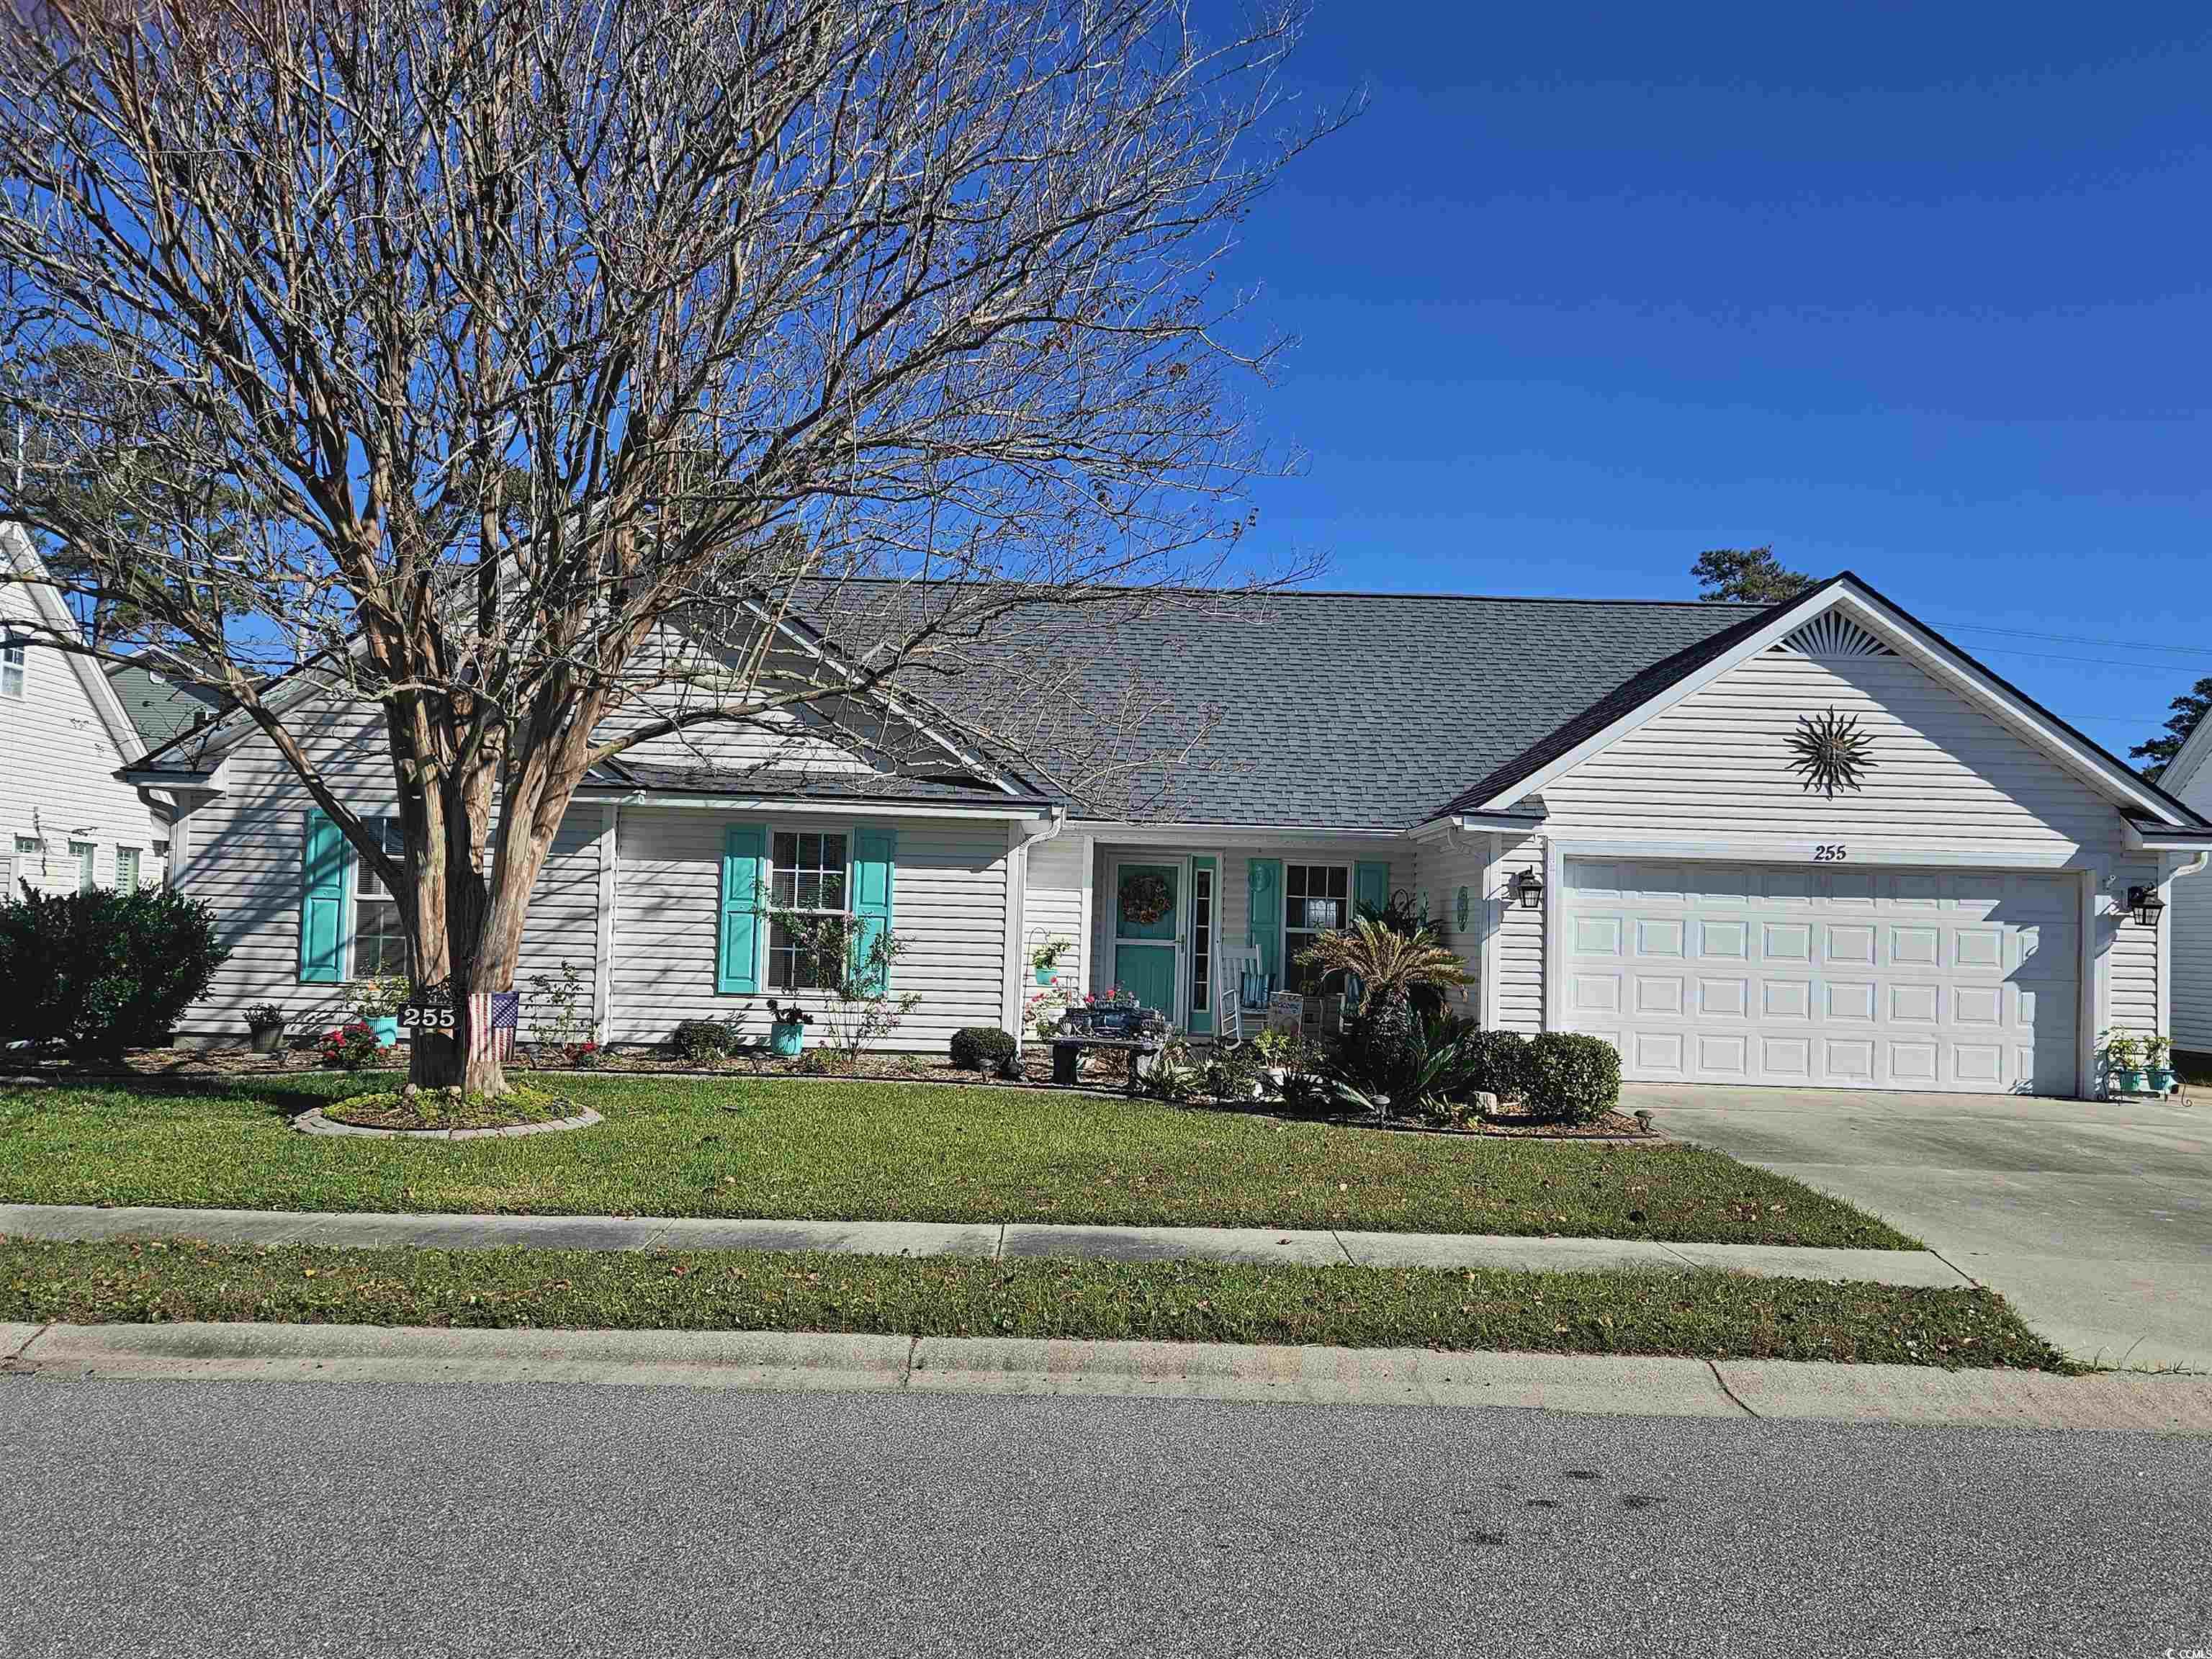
[0,1201,1972,1287]
[6,1320,2208,1433]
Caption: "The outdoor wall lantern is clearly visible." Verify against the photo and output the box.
[2127,885,2166,928]
[1515,868,1545,910]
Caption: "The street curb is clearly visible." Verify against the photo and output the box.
[9,1321,2211,1433]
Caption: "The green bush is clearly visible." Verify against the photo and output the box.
[671,1017,743,1062]
[1460,1028,1532,1102]
[950,1025,1017,1070]
[1339,991,1423,1095]
[1522,1033,1623,1124]
[0,884,229,1058]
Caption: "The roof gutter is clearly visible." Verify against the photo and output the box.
[1407,810,1547,843]
[575,785,1057,823]
[2123,822,2212,852]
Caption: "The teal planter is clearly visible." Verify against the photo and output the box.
[2149,1066,2177,1094]
[770,1020,805,1058]
[2116,1068,2147,1094]
[368,1016,400,1047]
[1035,966,1056,986]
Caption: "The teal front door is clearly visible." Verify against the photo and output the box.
[1112,861,1180,1020]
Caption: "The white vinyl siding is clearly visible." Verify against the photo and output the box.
[2172,857,2212,1053]
[610,807,1009,1050]
[1413,830,1490,1021]
[0,570,167,896]
[1023,832,1089,993]
[1538,647,2120,858]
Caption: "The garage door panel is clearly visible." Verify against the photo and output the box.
[1566,858,2080,1095]
[1761,978,1812,1019]
[1888,924,1941,967]
[1698,918,1749,960]
[1824,922,1876,966]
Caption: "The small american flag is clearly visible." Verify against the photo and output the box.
[465,990,521,1062]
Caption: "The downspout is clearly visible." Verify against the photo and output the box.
[1002,806,1068,1043]
[2161,850,2210,1057]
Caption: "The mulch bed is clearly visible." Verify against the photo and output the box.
[5,1045,1655,1139]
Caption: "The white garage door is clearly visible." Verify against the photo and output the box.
[1563,859,2080,1094]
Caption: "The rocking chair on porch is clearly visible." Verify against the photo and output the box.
[1216,947,1267,1046]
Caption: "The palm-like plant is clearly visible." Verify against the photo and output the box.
[1297,917,1474,1003]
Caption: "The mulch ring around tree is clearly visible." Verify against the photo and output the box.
[297,1085,600,1139]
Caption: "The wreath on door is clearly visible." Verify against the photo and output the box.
[1120,871,1172,926]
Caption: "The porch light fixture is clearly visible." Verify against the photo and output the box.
[1515,868,1545,910]
[2127,885,2166,928]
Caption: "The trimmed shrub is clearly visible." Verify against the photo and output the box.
[1460,1028,1532,1102]
[950,1025,1017,1070]
[1339,991,1423,1095]
[1521,1033,1623,1124]
[672,1017,743,1062]
[0,884,229,1058]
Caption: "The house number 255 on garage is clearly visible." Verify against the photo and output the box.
[1811,844,1848,863]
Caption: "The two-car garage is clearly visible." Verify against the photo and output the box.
[1561,858,2080,1095]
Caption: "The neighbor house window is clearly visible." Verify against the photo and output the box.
[70,841,95,893]
[115,847,140,890]
[768,830,848,991]
[1282,863,1350,995]
[354,816,410,979]
[0,637,22,699]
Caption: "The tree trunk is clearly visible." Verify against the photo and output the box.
[405,969,510,1095]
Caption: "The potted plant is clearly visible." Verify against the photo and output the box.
[768,1000,812,1058]
[243,1003,288,1055]
[2102,1030,2146,1094]
[349,976,410,1048]
[1030,935,1071,986]
[2145,1034,2177,1095]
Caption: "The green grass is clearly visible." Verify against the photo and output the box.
[0,1237,2060,1369]
[0,1074,1913,1248]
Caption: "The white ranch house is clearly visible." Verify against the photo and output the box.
[122,572,2212,1098]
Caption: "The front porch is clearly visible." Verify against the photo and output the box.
[1022,830,1424,1045]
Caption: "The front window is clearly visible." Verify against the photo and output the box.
[70,840,96,893]
[115,847,140,891]
[768,830,849,991]
[1283,863,1349,995]
[354,816,411,979]
[0,637,22,698]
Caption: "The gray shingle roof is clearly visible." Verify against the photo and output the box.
[104,657,225,751]
[593,760,1039,807]
[799,584,1763,828]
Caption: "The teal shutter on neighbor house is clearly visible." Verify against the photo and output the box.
[717,824,765,994]
[850,827,896,994]
[1247,857,1282,992]
[298,810,350,984]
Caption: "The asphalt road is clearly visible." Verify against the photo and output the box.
[3,1375,2208,1658]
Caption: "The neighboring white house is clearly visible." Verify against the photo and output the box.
[2147,714,2212,1061]
[0,526,171,896]
[123,570,2212,1098]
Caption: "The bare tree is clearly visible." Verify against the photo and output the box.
[0,0,1345,1091]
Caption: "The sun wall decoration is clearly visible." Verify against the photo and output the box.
[1786,705,1876,796]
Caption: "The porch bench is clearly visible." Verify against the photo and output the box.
[1049,1032,1164,1095]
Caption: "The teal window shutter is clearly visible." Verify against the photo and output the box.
[1355,860,1390,921]
[850,827,896,994]
[717,824,765,994]
[299,810,350,984]
[1247,857,1282,992]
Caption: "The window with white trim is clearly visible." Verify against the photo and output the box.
[1282,863,1350,995]
[115,847,140,891]
[70,840,96,893]
[767,830,849,990]
[0,637,22,699]
[1188,864,1213,1016]
[354,816,410,979]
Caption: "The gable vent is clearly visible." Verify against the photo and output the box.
[1772,613,1894,658]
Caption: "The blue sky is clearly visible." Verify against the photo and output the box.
[1216,2,2212,761]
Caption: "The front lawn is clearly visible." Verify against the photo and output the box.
[0,1074,1912,1249]
[0,1238,2056,1368]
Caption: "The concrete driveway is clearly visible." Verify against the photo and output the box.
[1628,1084,2212,1371]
